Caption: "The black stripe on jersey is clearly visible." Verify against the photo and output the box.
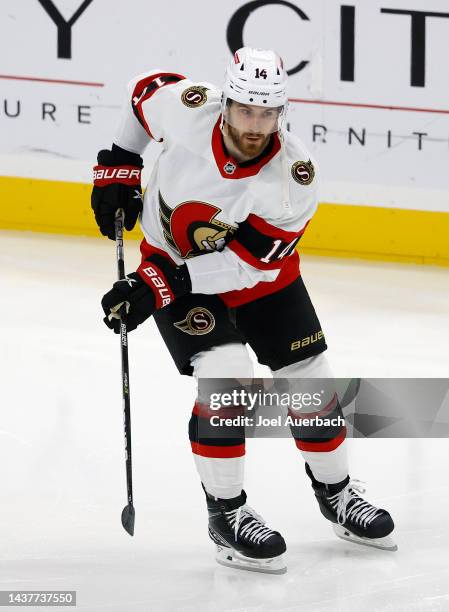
[236,219,299,258]
[229,217,302,270]
[131,73,185,131]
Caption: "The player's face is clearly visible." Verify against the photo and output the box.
[225,102,279,158]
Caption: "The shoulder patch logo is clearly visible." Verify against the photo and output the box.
[174,307,215,335]
[291,159,315,185]
[181,85,208,108]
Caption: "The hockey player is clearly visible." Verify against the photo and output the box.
[92,48,396,573]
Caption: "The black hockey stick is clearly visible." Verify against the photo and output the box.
[115,209,135,536]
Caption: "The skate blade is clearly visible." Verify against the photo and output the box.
[215,545,287,574]
[333,524,398,551]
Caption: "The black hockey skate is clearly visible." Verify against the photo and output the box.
[305,463,397,551]
[204,487,287,574]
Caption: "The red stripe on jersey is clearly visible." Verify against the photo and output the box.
[227,240,286,270]
[219,252,300,307]
[294,427,347,452]
[139,240,177,265]
[139,240,300,309]
[212,118,281,179]
[132,72,186,140]
[190,441,246,458]
[246,214,308,242]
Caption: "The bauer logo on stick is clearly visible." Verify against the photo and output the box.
[181,86,208,108]
[291,160,315,185]
[174,307,215,335]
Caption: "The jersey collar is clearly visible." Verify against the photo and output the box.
[211,117,281,179]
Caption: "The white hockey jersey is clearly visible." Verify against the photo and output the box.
[114,70,319,307]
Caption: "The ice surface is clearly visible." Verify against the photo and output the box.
[1,231,448,611]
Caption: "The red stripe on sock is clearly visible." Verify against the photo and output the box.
[192,402,244,419]
[295,427,347,452]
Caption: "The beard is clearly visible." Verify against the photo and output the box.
[226,124,271,159]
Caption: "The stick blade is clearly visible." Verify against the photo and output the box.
[121,504,135,536]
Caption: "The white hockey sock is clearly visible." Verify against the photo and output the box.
[300,440,349,484]
[191,342,253,378]
[190,343,252,500]
[273,354,349,484]
[273,353,334,378]
[193,455,245,500]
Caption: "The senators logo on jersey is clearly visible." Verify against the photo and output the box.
[291,159,315,186]
[159,192,236,259]
[181,85,208,108]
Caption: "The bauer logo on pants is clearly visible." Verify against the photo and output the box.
[181,86,208,108]
[174,307,215,335]
[291,159,315,185]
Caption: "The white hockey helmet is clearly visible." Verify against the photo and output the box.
[222,47,288,133]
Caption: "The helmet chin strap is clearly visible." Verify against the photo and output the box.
[219,93,226,132]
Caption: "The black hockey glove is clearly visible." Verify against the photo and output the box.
[91,144,143,240]
[101,254,191,333]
